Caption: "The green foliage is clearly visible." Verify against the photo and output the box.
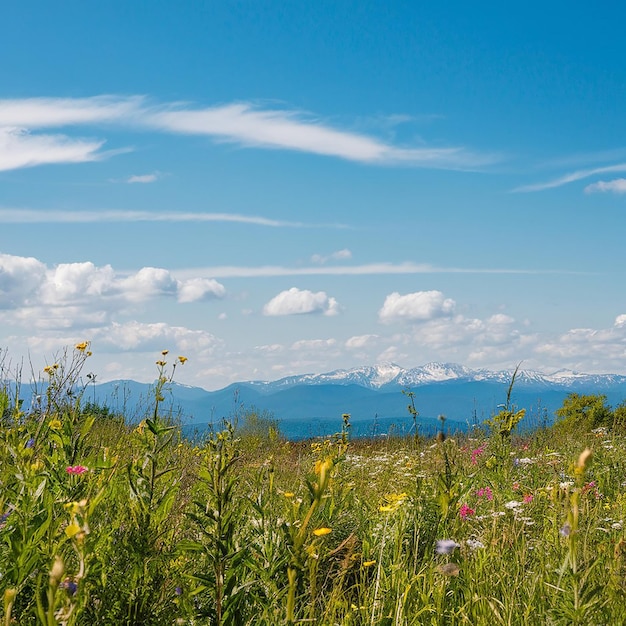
[3,348,626,624]
[556,393,614,432]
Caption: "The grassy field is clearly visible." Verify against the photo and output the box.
[1,347,626,625]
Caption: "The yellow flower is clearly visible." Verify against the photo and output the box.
[178,355,188,364]
[161,350,169,356]
[49,419,62,431]
[362,560,376,567]
[283,492,295,498]
[75,341,89,351]
[312,527,332,537]
[156,360,167,367]
[65,522,81,538]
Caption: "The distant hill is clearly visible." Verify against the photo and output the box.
[74,362,626,439]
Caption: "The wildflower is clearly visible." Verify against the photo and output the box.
[471,446,485,465]
[560,523,572,537]
[435,539,460,555]
[362,560,376,567]
[313,527,332,537]
[25,438,35,449]
[156,360,167,367]
[512,482,521,491]
[161,350,169,356]
[65,522,82,538]
[66,465,88,475]
[0,511,10,530]
[49,419,62,430]
[476,487,493,501]
[283,492,295,498]
[504,500,523,510]
[75,341,89,351]
[175,586,183,596]
[466,539,485,550]
[523,494,533,504]
[438,562,460,576]
[178,356,188,364]
[459,503,475,519]
[61,578,78,595]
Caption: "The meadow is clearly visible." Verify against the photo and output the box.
[1,346,626,625]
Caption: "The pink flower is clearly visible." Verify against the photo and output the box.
[66,465,88,475]
[471,446,485,465]
[512,482,521,491]
[476,487,493,501]
[523,493,533,503]
[459,503,475,519]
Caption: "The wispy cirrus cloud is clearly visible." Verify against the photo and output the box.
[513,162,626,192]
[126,173,159,184]
[174,262,584,280]
[0,127,106,171]
[0,95,498,170]
[0,208,344,228]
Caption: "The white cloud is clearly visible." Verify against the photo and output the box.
[584,178,626,194]
[0,95,496,170]
[345,334,379,349]
[0,209,335,228]
[0,127,105,171]
[290,338,337,351]
[92,321,221,354]
[513,163,626,193]
[263,287,340,316]
[126,173,159,184]
[311,249,352,264]
[177,278,226,303]
[175,261,569,280]
[0,253,47,308]
[0,253,226,330]
[119,267,179,301]
[378,290,456,324]
[0,95,144,128]
[40,262,116,304]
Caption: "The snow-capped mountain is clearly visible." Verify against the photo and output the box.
[245,362,626,392]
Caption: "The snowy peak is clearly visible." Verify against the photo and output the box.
[246,362,626,392]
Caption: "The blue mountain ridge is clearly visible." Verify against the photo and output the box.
[81,363,626,439]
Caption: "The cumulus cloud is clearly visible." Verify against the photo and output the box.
[311,249,353,264]
[0,253,225,330]
[92,321,221,353]
[534,314,626,366]
[0,253,47,308]
[584,178,626,194]
[378,290,456,324]
[263,287,340,316]
[177,278,226,303]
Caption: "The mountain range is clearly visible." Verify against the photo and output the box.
[80,362,626,439]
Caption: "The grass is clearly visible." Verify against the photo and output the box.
[1,346,626,625]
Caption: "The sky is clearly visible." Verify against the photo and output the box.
[1,1,626,389]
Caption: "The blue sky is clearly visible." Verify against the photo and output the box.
[1,1,626,388]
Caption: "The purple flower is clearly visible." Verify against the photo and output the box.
[25,438,35,449]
